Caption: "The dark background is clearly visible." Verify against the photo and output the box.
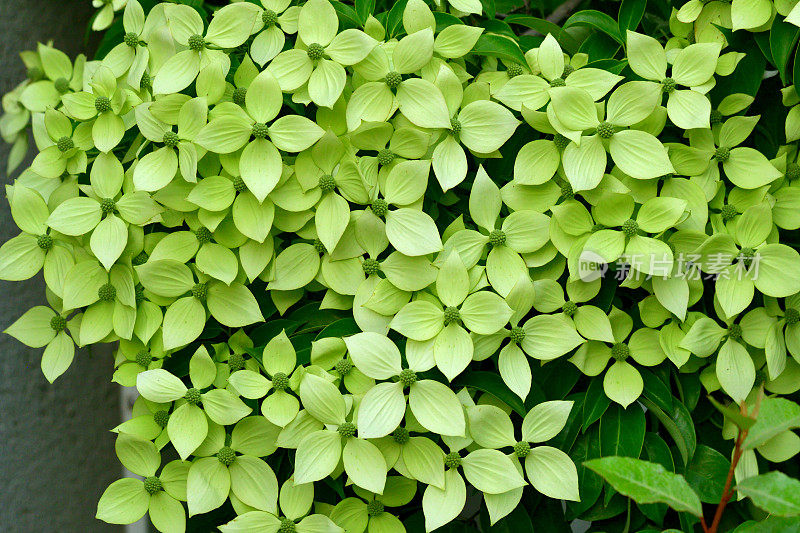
[0,0,122,530]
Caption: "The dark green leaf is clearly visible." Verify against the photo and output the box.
[618,0,647,32]
[471,34,527,66]
[331,0,360,27]
[685,444,730,503]
[567,427,603,518]
[600,404,645,458]
[640,368,673,413]
[564,10,624,45]
[314,318,360,340]
[584,457,703,517]
[384,0,409,37]
[355,0,374,25]
[434,11,464,31]
[582,377,611,431]
[454,371,526,416]
[639,396,696,466]
[480,0,495,19]
[503,15,580,53]
[579,31,621,61]
[643,433,674,471]
[770,19,799,83]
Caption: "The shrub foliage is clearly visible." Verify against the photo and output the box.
[3,0,800,531]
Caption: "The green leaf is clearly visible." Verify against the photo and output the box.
[355,0,374,24]
[582,378,611,431]
[744,397,800,449]
[639,396,696,466]
[769,19,799,83]
[471,34,526,66]
[600,404,645,458]
[564,10,624,45]
[737,472,800,517]
[618,0,646,32]
[685,444,730,504]
[708,395,757,431]
[503,16,579,54]
[453,371,525,416]
[584,457,703,517]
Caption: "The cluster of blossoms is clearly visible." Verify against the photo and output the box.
[3,0,800,531]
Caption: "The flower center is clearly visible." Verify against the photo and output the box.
[384,71,402,89]
[217,446,236,466]
[98,283,116,302]
[272,372,289,391]
[377,149,395,166]
[185,387,202,405]
[143,476,162,495]
[335,359,353,376]
[338,422,356,438]
[392,427,410,444]
[313,239,327,255]
[37,234,53,251]
[124,32,139,48]
[54,77,70,93]
[278,518,296,533]
[611,342,629,361]
[513,441,531,457]
[232,87,247,106]
[188,34,205,52]
[727,323,742,340]
[506,63,524,77]
[371,198,388,218]
[251,122,269,139]
[713,147,730,162]
[362,258,381,275]
[622,219,639,237]
[443,306,461,326]
[191,283,208,301]
[398,368,417,388]
[228,353,245,371]
[661,77,676,94]
[367,500,385,517]
[596,121,615,139]
[489,229,506,247]
[318,174,336,193]
[50,315,67,332]
[94,96,111,114]
[262,9,278,27]
[562,301,578,317]
[232,176,247,192]
[56,136,74,152]
[786,162,800,181]
[135,350,152,368]
[162,131,179,148]
[444,451,462,469]
[153,410,169,428]
[306,43,325,61]
[195,227,212,244]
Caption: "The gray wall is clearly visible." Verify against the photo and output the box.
[0,1,122,531]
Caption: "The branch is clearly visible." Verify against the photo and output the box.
[704,389,764,533]
[546,0,582,24]
[521,0,582,36]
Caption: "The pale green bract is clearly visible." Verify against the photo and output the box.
[3,0,800,531]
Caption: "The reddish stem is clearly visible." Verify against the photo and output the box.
[702,390,763,533]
